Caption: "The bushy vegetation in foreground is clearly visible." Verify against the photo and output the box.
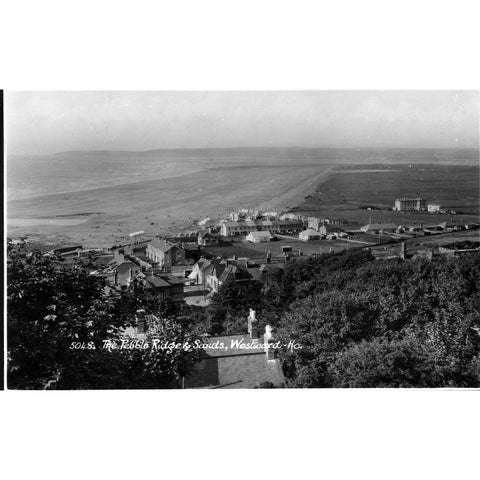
[209,250,480,387]
[7,251,203,389]
[8,248,480,388]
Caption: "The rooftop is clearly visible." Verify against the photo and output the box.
[362,222,398,231]
[184,333,285,389]
[223,219,302,227]
[395,197,425,201]
[218,264,237,283]
[148,238,178,253]
[115,261,139,275]
[248,230,273,237]
[143,275,172,289]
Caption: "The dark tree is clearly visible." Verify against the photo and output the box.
[7,251,204,389]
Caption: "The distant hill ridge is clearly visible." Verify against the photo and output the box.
[54,146,480,157]
[55,146,313,156]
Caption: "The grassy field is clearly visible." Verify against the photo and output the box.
[295,163,479,227]
[298,208,480,228]
[204,237,354,259]
[405,229,480,248]
[202,244,267,259]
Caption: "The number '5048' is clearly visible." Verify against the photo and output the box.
[69,342,96,350]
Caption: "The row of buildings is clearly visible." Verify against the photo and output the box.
[221,210,348,242]
[242,222,347,243]
[220,218,304,236]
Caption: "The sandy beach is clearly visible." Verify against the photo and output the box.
[7,164,333,247]
[9,146,477,248]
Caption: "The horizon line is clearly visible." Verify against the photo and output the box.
[8,145,480,157]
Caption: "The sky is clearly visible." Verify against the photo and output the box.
[5,91,479,155]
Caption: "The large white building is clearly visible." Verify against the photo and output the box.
[394,198,426,211]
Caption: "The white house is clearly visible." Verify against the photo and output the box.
[427,204,441,213]
[318,224,342,236]
[299,229,322,241]
[246,231,273,243]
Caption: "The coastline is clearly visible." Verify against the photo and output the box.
[7,164,334,248]
[6,166,210,203]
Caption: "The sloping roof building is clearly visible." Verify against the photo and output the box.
[299,229,322,241]
[110,262,184,302]
[246,230,273,243]
[197,231,222,246]
[146,238,187,268]
[184,310,285,389]
[188,257,256,293]
[318,224,342,236]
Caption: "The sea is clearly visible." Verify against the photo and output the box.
[7,147,479,202]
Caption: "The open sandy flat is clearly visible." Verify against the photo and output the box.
[7,164,333,247]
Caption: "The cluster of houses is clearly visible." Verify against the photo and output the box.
[187,256,263,292]
[234,212,479,244]
[219,208,349,243]
[9,202,479,389]
[34,234,270,302]
[299,218,348,241]
[9,202,479,306]
[96,243,188,302]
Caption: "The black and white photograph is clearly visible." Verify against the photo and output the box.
[5,90,480,389]
[1,2,480,479]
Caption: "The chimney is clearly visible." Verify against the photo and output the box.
[114,249,125,264]
[247,308,259,340]
[136,309,147,336]
[264,325,276,360]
